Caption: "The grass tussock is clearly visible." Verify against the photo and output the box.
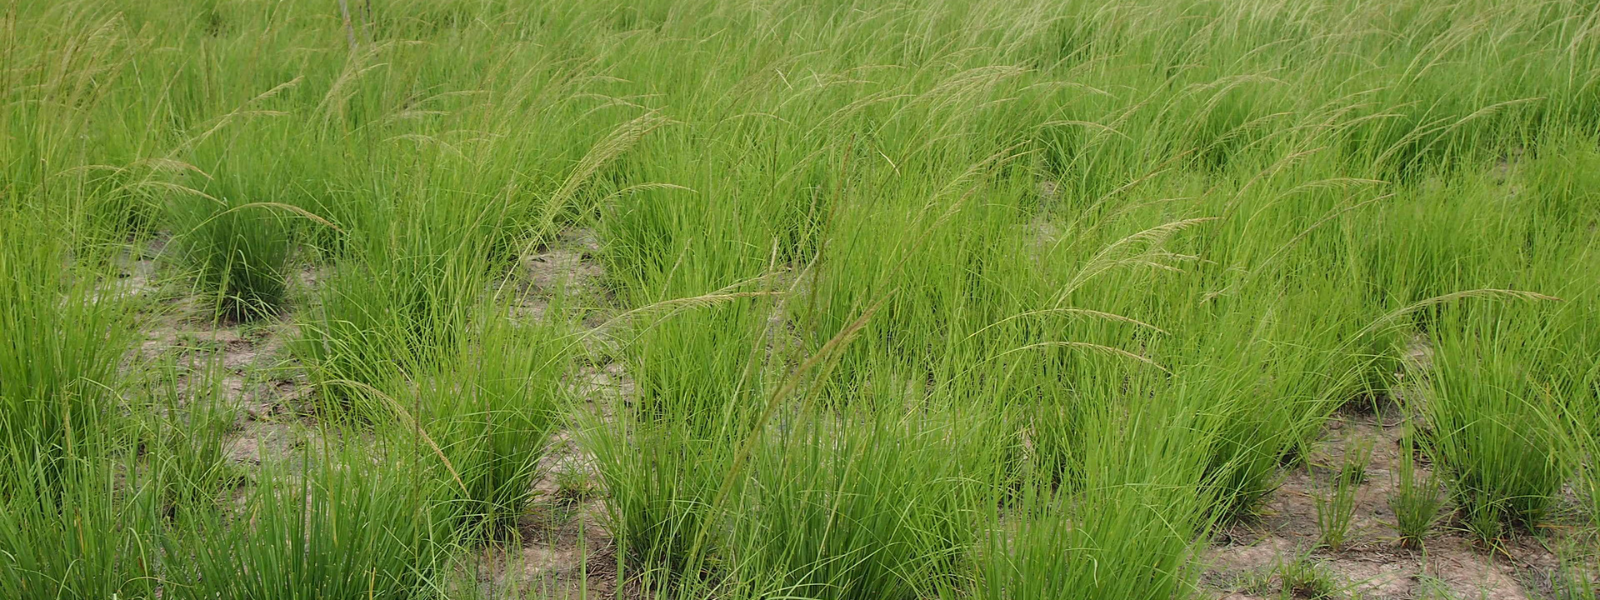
[1427,308,1572,542]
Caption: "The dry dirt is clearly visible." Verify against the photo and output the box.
[1202,335,1596,600]
[1203,410,1576,600]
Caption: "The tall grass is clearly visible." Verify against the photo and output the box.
[166,178,296,321]
[0,449,162,600]
[1427,308,1570,542]
[979,371,1219,600]
[727,400,1004,600]
[0,212,138,483]
[412,310,574,540]
[138,361,242,516]
[292,185,502,413]
[0,205,154,598]
[164,438,458,599]
[586,417,734,591]
[4,0,1600,596]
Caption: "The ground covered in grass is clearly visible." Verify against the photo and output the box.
[3,0,1600,598]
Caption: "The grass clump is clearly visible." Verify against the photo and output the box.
[0,451,162,600]
[1315,439,1371,551]
[1189,327,1341,523]
[728,402,1003,600]
[293,192,502,414]
[138,362,244,517]
[164,439,457,600]
[587,419,733,591]
[1350,325,1406,411]
[167,188,295,321]
[0,213,138,481]
[1426,309,1569,543]
[412,312,572,541]
[1391,429,1446,549]
[980,373,1217,600]
[1277,553,1339,600]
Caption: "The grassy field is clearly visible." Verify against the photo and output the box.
[3,0,1600,598]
